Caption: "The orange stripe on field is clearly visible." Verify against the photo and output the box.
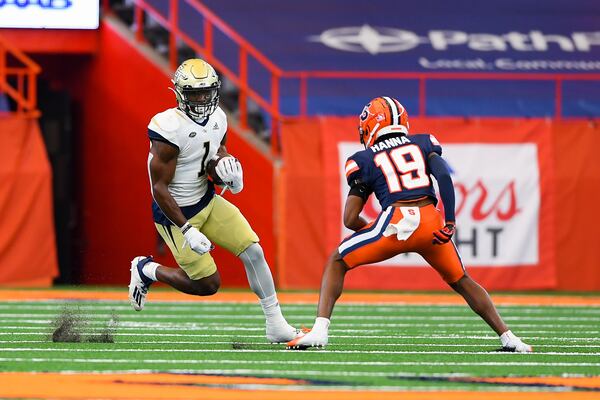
[0,373,599,400]
[0,289,599,306]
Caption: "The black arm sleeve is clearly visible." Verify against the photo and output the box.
[348,178,371,202]
[428,153,456,223]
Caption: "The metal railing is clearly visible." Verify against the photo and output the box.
[0,35,41,118]
[103,0,600,155]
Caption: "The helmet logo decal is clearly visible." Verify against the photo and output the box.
[359,104,371,121]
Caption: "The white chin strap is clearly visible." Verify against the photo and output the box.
[365,123,380,148]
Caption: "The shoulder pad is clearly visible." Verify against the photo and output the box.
[150,109,182,133]
[215,106,226,118]
[429,134,441,146]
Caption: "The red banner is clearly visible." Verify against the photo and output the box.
[281,117,557,290]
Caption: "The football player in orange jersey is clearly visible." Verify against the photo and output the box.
[287,97,532,352]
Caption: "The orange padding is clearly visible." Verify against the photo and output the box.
[0,373,599,400]
[0,117,58,286]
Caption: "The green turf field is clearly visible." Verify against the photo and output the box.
[0,298,599,392]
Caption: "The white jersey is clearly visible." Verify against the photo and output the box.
[148,107,227,207]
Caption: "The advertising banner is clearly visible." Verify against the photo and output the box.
[280,117,556,290]
[200,0,599,73]
[0,1,99,29]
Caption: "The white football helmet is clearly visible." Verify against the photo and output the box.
[172,59,221,122]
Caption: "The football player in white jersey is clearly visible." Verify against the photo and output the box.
[129,59,300,343]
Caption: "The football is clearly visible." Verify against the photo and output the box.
[206,155,227,186]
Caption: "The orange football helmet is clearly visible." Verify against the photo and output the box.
[358,96,409,148]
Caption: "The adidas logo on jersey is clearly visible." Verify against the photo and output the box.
[213,122,219,130]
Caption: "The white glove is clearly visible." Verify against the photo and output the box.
[216,156,244,194]
[180,222,212,255]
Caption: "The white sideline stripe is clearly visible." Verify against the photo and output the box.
[0,326,594,336]
[1,299,598,308]
[1,357,598,367]
[5,319,596,329]
[1,313,598,322]
[7,321,598,330]
[3,348,599,356]
[2,331,599,342]
[0,304,597,315]
[3,340,600,349]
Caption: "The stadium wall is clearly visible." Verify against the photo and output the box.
[75,22,275,286]
[0,117,58,286]
[279,117,600,291]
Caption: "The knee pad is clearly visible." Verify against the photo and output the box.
[240,243,265,263]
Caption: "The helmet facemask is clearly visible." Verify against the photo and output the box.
[175,85,220,122]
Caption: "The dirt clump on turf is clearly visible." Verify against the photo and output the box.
[51,307,84,343]
[51,306,119,343]
[87,313,119,343]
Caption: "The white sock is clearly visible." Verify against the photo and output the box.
[500,330,518,346]
[142,262,160,282]
[311,317,330,336]
[259,294,286,324]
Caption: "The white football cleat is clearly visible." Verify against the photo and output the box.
[501,340,533,353]
[266,323,303,344]
[500,330,533,353]
[286,329,328,350]
[128,256,154,311]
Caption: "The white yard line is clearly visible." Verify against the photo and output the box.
[0,357,598,367]
[2,347,599,356]
[2,320,594,330]
[2,340,599,348]
[0,313,598,322]
[3,331,600,343]
[1,304,598,315]
[1,299,599,308]
[0,326,592,336]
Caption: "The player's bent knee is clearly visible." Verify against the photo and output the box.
[190,273,221,296]
[448,273,469,290]
[239,242,264,262]
[329,250,351,270]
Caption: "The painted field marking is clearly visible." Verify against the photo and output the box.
[0,331,594,340]
[2,319,595,330]
[2,340,599,349]
[1,357,599,367]
[2,347,599,356]
[0,312,598,323]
